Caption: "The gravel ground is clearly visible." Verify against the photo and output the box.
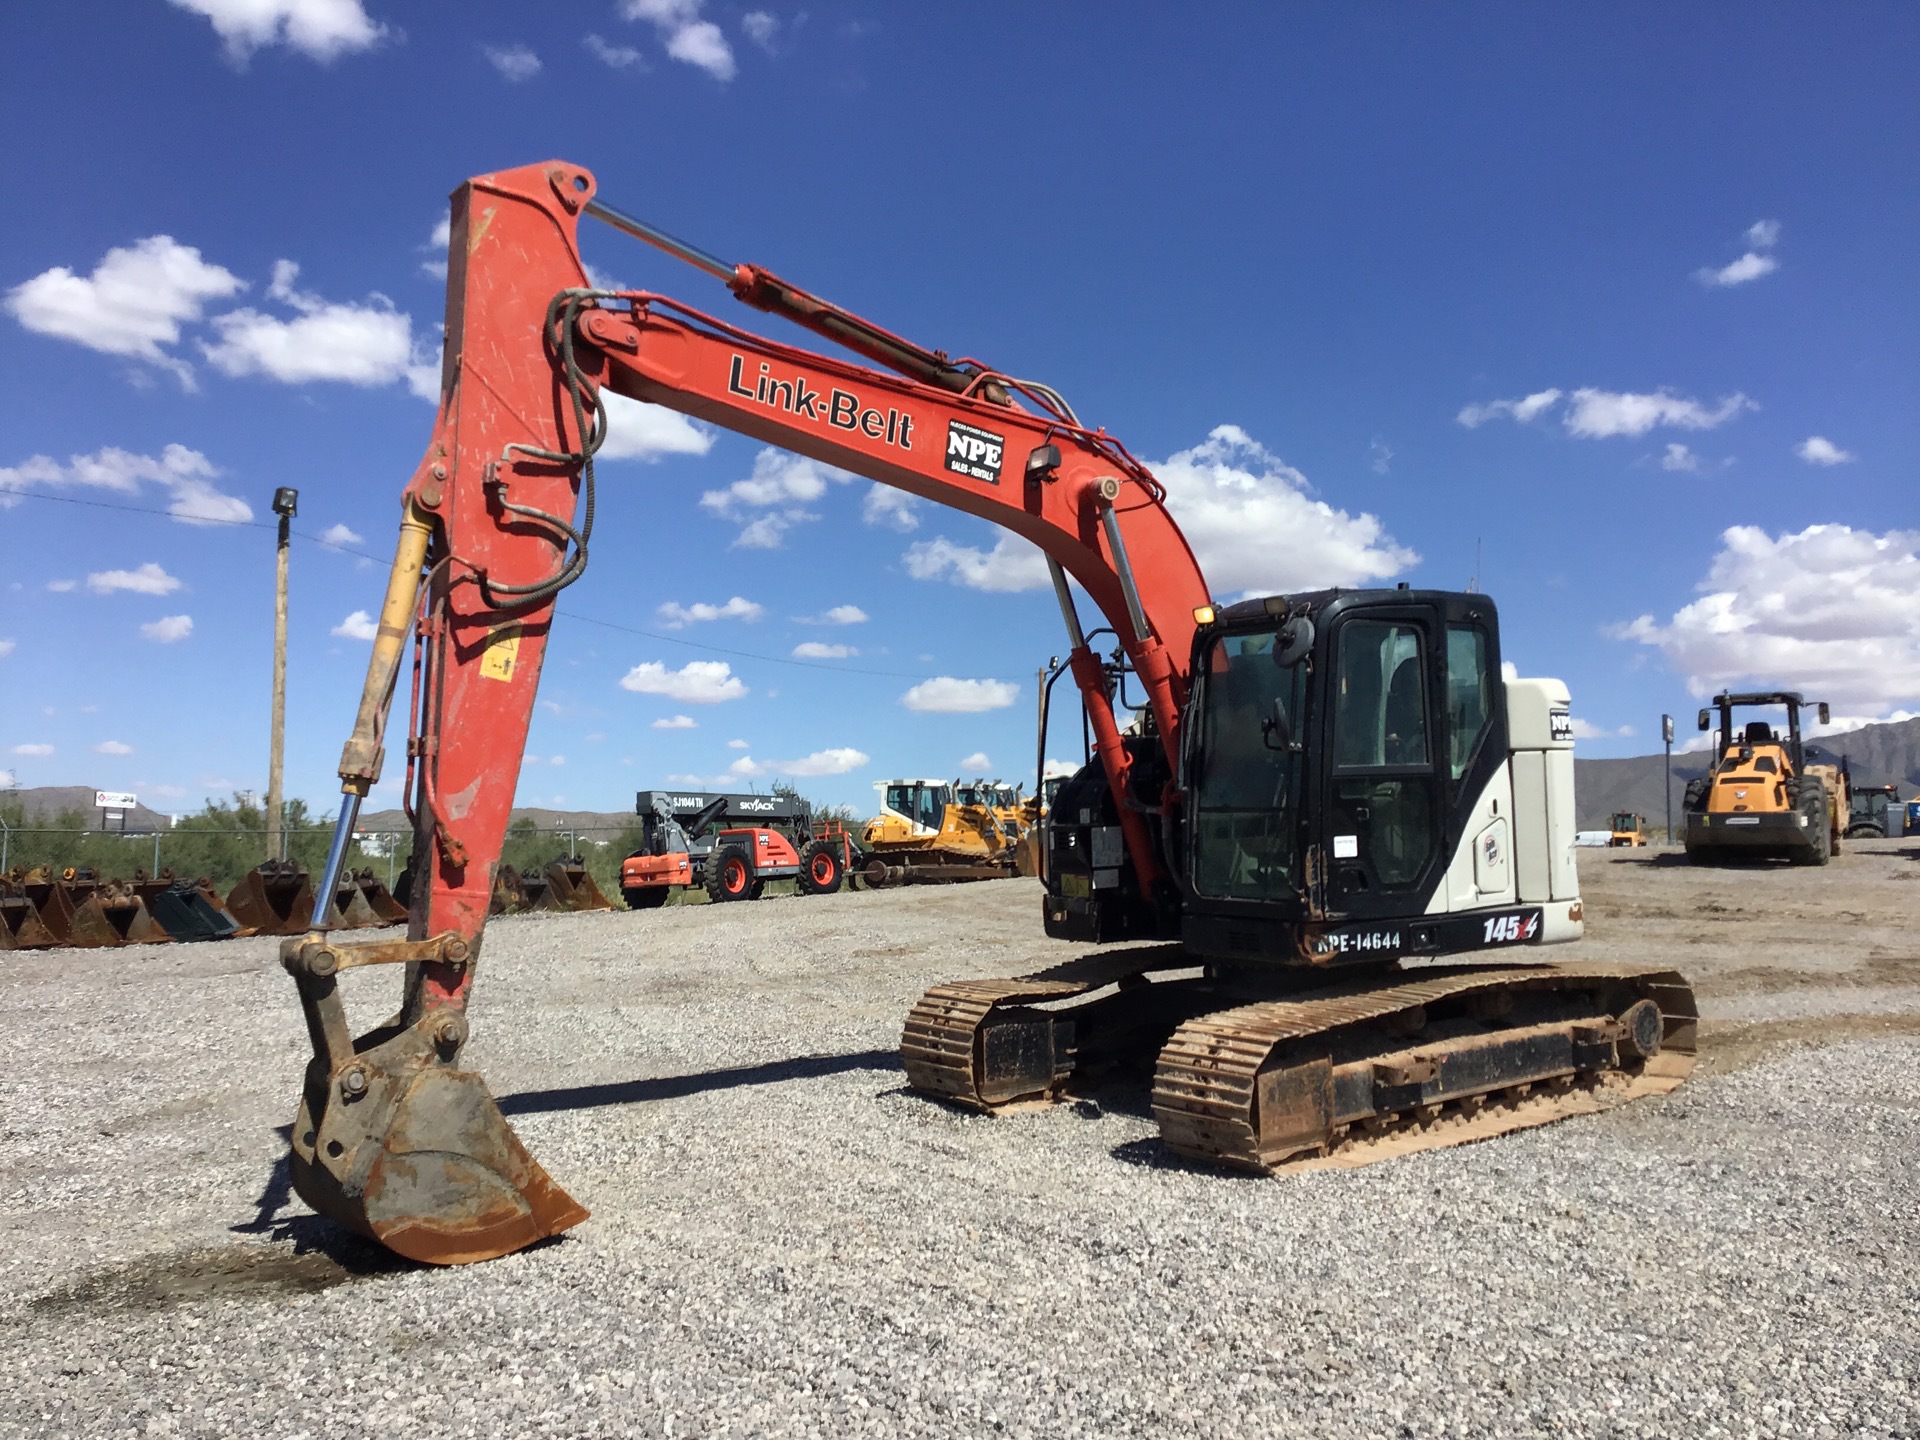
[2,845,1917,1438]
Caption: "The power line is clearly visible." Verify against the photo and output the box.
[0,484,932,679]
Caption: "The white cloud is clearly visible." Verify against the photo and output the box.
[598,391,715,461]
[5,236,242,386]
[141,615,195,644]
[1369,439,1393,475]
[0,639,14,659]
[700,447,853,547]
[1696,253,1778,287]
[483,43,541,81]
[12,744,53,757]
[319,522,365,548]
[862,484,920,531]
[726,738,749,749]
[731,747,869,779]
[1610,523,1920,713]
[202,260,414,386]
[623,0,737,79]
[797,603,868,626]
[1660,443,1703,473]
[1696,220,1782,287]
[1795,436,1854,467]
[1457,389,1563,428]
[0,769,13,786]
[419,217,450,280]
[92,740,134,755]
[742,11,778,50]
[586,33,645,67]
[793,642,856,659]
[169,0,387,63]
[656,595,763,628]
[903,534,1051,592]
[549,756,566,767]
[960,751,991,771]
[332,610,378,640]
[619,659,748,703]
[89,562,182,596]
[1153,425,1417,596]
[1043,758,1078,780]
[902,676,1019,713]
[1562,388,1755,439]
[1566,719,1634,741]
[0,444,252,525]
[652,715,697,730]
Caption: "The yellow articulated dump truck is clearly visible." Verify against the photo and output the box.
[1682,691,1845,866]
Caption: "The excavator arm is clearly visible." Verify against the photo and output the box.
[284,160,1212,1263]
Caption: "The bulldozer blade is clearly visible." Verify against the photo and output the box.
[541,857,613,912]
[226,861,315,936]
[290,1017,588,1265]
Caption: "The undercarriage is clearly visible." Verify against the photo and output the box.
[903,950,1696,1172]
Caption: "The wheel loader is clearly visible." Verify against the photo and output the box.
[1682,691,1844,864]
[272,160,1695,1265]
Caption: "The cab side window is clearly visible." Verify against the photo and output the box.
[1445,625,1492,781]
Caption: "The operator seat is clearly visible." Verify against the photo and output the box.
[1744,720,1776,745]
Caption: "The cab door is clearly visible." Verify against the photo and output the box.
[1318,611,1447,919]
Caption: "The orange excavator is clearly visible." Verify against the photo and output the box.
[281,161,1696,1265]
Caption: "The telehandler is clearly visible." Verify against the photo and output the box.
[276,161,1695,1264]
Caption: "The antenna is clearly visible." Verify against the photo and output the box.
[1467,537,1482,593]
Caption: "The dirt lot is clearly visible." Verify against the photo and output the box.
[1,844,1916,1438]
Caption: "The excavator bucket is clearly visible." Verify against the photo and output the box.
[146,877,241,943]
[489,864,529,915]
[0,874,60,950]
[514,865,554,912]
[352,870,409,925]
[226,860,315,936]
[321,872,384,931]
[284,939,588,1265]
[66,879,171,948]
[23,868,78,945]
[538,856,613,912]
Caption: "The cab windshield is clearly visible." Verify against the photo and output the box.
[1190,630,1305,900]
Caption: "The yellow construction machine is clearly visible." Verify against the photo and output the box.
[1607,812,1648,847]
[1683,691,1845,865]
[859,778,1024,885]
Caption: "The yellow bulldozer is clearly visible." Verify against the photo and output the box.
[1682,691,1845,865]
[859,778,1029,885]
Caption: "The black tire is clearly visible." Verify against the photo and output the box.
[797,839,845,896]
[705,844,755,902]
[1791,779,1830,866]
[623,886,671,910]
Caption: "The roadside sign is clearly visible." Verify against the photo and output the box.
[95,790,138,810]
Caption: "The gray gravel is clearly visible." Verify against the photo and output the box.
[2,862,1917,1438]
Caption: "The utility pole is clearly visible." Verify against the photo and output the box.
[1662,713,1675,845]
[267,487,299,861]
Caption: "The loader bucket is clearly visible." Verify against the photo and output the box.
[66,880,171,948]
[353,870,409,925]
[540,856,613,912]
[289,1014,588,1265]
[0,877,59,950]
[146,877,240,943]
[226,860,315,936]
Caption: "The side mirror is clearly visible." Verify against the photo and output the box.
[1818,702,1831,725]
[1273,615,1314,667]
[1697,709,1711,732]
[1261,698,1295,752]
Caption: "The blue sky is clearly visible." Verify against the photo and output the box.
[2,2,1916,818]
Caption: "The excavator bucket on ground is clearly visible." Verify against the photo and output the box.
[489,865,530,915]
[535,856,613,912]
[320,871,384,931]
[65,877,171,948]
[146,876,241,943]
[0,872,60,950]
[352,870,409,925]
[226,860,315,936]
[282,932,588,1265]
[20,867,77,945]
